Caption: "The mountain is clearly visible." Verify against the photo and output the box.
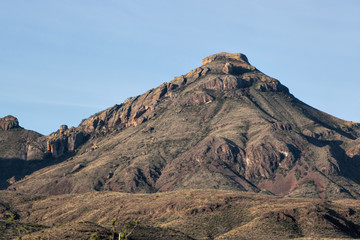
[2,52,360,200]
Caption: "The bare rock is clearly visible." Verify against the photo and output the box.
[347,143,360,159]
[255,80,289,92]
[181,92,214,106]
[202,52,250,65]
[46,129,87,158]
[197,75,250,90]
[223,62,234,74]
[26,144,45,160]
[59,125,68,134]
[245,142,299,179]
[0,115,20,131]
[271,122,293,131]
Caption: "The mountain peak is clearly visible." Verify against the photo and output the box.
[0,115,20,131]
[202,52,250,65]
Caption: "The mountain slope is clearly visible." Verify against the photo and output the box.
[4,52,360,199]
[2,190,360,239]
[0,116,51,189]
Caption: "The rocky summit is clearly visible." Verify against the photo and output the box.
[1,52,360,239]
[0,115,20,131]
[0,52,359,200]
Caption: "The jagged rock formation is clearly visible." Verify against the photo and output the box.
[2,52,360,200]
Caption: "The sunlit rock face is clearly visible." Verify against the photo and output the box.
[0,115,20,131]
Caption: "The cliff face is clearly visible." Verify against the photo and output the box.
[46,126,86,158]
[3,52,360,200]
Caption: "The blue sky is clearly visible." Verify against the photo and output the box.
[1,0,359,135]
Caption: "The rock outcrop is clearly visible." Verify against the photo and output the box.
[202,52,250,65]
[0,115,45,161]
[0,115,20,131]
[46,126,87,158]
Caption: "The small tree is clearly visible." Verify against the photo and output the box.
[119,220,139,240]
[109,218,139,240]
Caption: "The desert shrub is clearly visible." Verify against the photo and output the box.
[89,233,100,240]
[109,218,139,240]
[294,169,301,180]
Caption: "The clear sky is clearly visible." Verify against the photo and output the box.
[1,0,359,135]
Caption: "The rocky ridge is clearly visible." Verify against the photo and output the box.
[44,52,289,158]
